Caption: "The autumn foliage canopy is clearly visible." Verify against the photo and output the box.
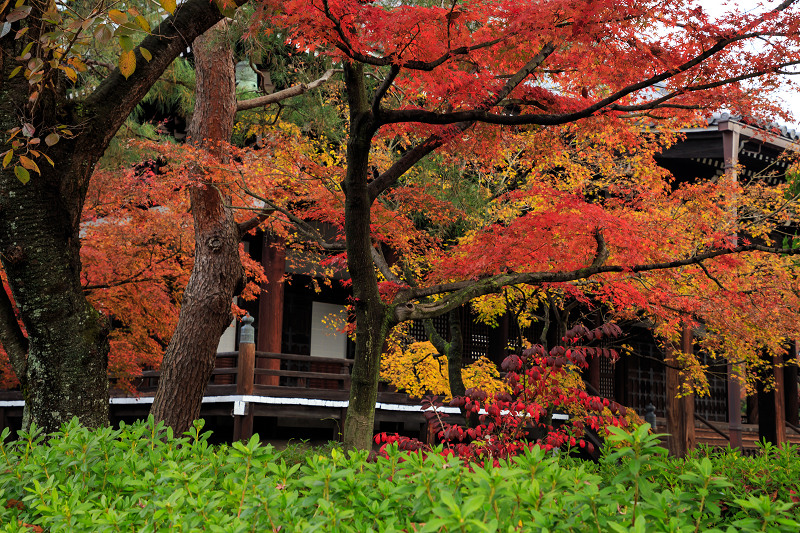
[4,0,800,412]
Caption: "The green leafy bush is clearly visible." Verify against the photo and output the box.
[0,418,798,532]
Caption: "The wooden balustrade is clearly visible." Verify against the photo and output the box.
[133,351,353,395]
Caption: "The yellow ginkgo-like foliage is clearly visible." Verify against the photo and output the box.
[380,341,505,400]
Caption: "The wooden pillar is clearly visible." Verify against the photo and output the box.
[774,354,787,444]
[756,351,787,445]
[233,316,255,441]
[257,234,285,386]
[666,324,695,457]
[727,362,743,449]
[784,342,798,426]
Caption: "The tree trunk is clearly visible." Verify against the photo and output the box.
[0,0,237,433]
[341,63,391,450]
[424,309,466,399]
[0,10,110,433]
[0,170,111,432]
[150,21,242,434]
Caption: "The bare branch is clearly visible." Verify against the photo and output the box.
[590,229,609,268]
[696,260,727,291]
[238,184,346,251]
[371,64,400,117]
[377,32,767,128]
[370,246,403,284]
[237,208,276,236]
[608,60,800,113]
[236,69,342,112]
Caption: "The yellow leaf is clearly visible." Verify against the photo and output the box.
[14,165,30,184]
[140,47,152,62]
[2,150,12,168]
[108,9,128,25]
[59,65,77,83]
[159,0,176,15]
[68,57,88,72]
[119,50,136,79]
[19,155,40,174]
[135,15,150,32]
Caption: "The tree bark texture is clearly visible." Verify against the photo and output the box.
[150,21,243,434]
[0,7,110,432]
[0,0,240,433]
[341,63,392,450]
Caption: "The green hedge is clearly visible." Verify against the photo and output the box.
[0,419,798,532]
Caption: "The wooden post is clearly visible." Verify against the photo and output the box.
[727,362,743,449]
[757,350,786,445]
[666,324,695,457]
[785,342,799,426]
[774,353,787,445]
[257,234,285,386]
[233,315,255,441]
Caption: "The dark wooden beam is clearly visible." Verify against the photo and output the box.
[785,342,799,427]
[257,233,286,386]
[774,353,787,445]
[727,361,743,449]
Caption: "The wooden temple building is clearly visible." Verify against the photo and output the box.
[2,114,800,454]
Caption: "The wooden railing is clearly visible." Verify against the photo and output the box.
[134,351,353,395]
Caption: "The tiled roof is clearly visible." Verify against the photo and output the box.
[708,112,800,141]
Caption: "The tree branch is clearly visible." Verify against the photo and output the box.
[392,243,800,322]
[236,208,276,236]
[590,229,609,268]
[238,184,346,251]
[85,0,249,148]
[370,246,403,284]
[236,69,342,112]
[424,318,448,354]
[607,60,800,113]
[371,64,400,117]
[367,42,557,203]
[377,31,765,129]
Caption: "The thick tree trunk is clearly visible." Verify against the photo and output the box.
[0,171,110,432]
[0,0,237,433]
[0,12,110,433]
[341,63,391,450]
[150,21,242,434]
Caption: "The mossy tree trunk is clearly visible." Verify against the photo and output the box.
[341,63,394,450]
[0,0,239,433]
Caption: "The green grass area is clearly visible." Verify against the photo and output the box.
[0,419,798,532]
